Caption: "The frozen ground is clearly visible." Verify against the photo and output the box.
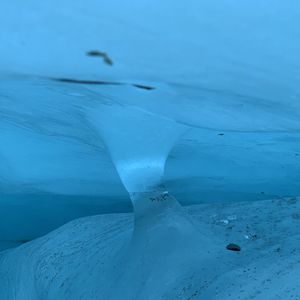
[1,197,300,299]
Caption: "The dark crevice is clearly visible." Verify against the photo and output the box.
[53,78,122,86]
[51,78,155,91]
[86,50,113,65]
[1,239,32,244]
[132,84,155,90]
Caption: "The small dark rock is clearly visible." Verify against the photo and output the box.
[226,243,241,252]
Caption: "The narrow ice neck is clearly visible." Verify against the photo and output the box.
[130,185,181,221]
[87,103,188,198]
[113,158,165,193]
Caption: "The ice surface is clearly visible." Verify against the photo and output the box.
[1,0,300,298]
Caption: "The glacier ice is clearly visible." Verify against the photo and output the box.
[1,0,300,299]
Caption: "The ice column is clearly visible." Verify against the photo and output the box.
[87,101,188,220]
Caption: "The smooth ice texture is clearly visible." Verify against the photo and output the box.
[1,1,300,298]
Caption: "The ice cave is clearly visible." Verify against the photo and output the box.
[1,1,300,299]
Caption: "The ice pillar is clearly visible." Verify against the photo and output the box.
[87,101,188,220]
